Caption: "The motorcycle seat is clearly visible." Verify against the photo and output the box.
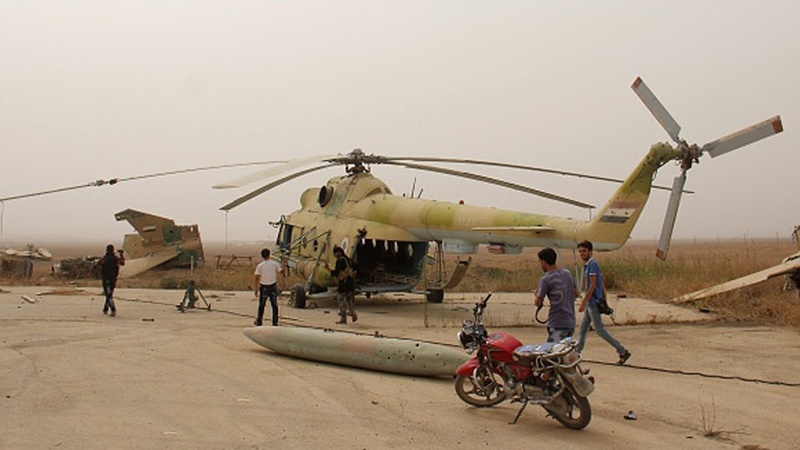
[514,342,558,357]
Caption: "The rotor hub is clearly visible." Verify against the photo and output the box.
[678,143,701,172]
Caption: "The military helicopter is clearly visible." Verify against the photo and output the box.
[214,77,784,307]
[0,77,784,305]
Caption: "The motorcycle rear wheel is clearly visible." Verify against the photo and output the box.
[542,386,592,430]
[454,366,507,407]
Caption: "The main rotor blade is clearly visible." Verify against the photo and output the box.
[220,164,334,211]
[0,182,104,202]
[384,156,690,193]
[656,172,687,261]
[701,116,783,158]
[384,161,595,209]
[0,161,283,203]
[214,154,337,189]
[632,77,682,144]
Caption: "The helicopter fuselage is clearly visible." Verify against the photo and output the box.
[274,143,680,294]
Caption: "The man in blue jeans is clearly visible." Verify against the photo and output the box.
[253,248,285,326]
[534,247,578,343]
[576,240,631,365]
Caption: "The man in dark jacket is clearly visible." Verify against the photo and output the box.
[327,246,356,324]
[99,244,125,316]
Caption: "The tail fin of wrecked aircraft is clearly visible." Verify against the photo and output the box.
[114,209,204,270]
[581,143,681,250]
[114,209,181,246]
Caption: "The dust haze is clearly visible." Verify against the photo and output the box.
[1,2,798,245]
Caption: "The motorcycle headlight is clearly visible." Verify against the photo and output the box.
[457,330,476,351]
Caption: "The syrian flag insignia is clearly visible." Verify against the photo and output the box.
[600,202,639,223]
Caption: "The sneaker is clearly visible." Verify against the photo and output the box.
[254,320,262,326]
[110,311,116,317]
[617,350,631,366]
[103,310,108,315]
[351,312,358,323]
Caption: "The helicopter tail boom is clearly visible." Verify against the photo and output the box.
[580,143,681,250]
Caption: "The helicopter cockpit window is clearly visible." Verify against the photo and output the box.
[278,224,293,251]
[318,186,333,206]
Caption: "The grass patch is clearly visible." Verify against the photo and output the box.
[4,239,799,330]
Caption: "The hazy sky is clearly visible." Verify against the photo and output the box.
[1,1,798,247]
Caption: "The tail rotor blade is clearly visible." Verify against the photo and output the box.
[656,172,687,260]
[632,77,683,144]
[702,116,783,158]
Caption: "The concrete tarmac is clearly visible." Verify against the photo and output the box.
[1,287,798,449]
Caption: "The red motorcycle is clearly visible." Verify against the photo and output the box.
[454,293,595,430]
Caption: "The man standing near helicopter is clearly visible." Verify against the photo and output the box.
[327,246,357,324]
[254,248,284,326]
[534,247,578,343]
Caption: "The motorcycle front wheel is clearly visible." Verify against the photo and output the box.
[542,385,592,430]
[454,365,507,407]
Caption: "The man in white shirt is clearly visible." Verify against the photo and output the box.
[253,248,285,326]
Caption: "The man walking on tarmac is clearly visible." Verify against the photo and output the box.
[534,247,578,343]
[99,244,125,317]
[576,240,631,365]
[327,246,357,324]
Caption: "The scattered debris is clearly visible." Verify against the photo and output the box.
[115,209,205,278]
[21,295,38,304]
[36,287,90,296]
[624,410,637,420]
[1,259,33,278]
[278,315,302,322]
[51,256,101,279]
[3,245,52,260]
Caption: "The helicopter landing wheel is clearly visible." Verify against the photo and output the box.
[426,288,444,303]
[289,284,307,309]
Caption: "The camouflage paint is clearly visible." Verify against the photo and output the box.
[114,209,204,275]
[279,143,683,289]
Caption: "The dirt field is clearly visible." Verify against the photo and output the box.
[2,284,799,450]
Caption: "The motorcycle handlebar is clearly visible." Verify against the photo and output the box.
[473,292,492,315]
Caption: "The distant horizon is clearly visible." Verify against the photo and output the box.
[1,234,795,249]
